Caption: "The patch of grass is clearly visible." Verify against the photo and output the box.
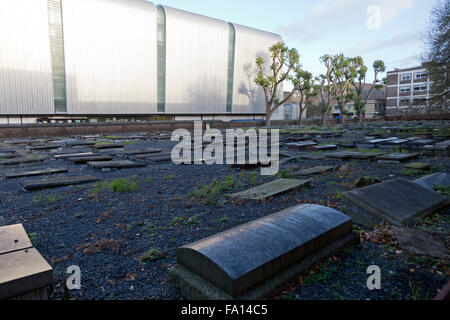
[278,168,293,178]
[164,174,176,180]
[140,248,167,263]
[27,233,36,245]
[33,192,44,203]
[93,178,138,193]
[33,192,62,204]
[303,265,338,284]
[400,168,428,177]
[409,280,424,300]
[46,193,62,204]
[434,185,450,197]
[189,174,239,204]
[145,177,153,183]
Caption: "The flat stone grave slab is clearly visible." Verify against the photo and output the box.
[145,153,173,163]
[20,175,99,190]
[89,143,124,151]
[27,144,62,151]
[308,144,338,151]
[295,165,337,176]
[375,152,419,162]
[404,162,431,170]
[286,141,317,150]
[54,152,98,159]
[231,178,311,201]
[87,160,147,169]
[125,148,162,155]
[343,178,448,226]
[69,155,113,164]
[3,168,68,179]
[415,172,450,190]
[296,152,326,160]
[0,224,53,299]
[0,148,18,153]
[0,153,16,159]
[337,141,356,148]
[380,138,409,145]
[66,141,96,147]
[0,155,47,166]
[169,204,353,299]
[325,151,385,160]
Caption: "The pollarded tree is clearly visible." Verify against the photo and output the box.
[349,57,386,122]
[295,69,315,125]
[316,71,333,127]
[255,41,304,127]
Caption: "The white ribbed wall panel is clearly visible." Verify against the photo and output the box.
[62,0,157,114]
[0,0,54,115]
[232,24,282,114]
[163,6,229,114]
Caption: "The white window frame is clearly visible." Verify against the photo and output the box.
[400,86,411,93]
[414,72,428,79]
[400,73,411,81]
[414,84,427,92]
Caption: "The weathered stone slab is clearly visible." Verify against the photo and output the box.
[375,153,419,162]
[0,155,47,166]
[295,165,337,176]
[414,172,450,191]
[343,178,448,226]
[0,224,32,255]
[27,144,62,151]
[69,155,113,164]
[87,160,146,169]
[169,204,352,299]
[231,178,310,200]
[309,144,337,151]
[89,143,124,150]
[66,141,96,147]
[53,152,97,159]
[124,148,162,155]
[145,153,173,163]
[0,248,53,300]
[296,152,326,160]
[0,153,16,159]
[286,141,317,150]
[20,175,99,190]
[325,151,385,160]
[4,168,68,179]
[0,224,53,299]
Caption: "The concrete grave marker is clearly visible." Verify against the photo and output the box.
[295,165,337,176]
[3,168,68,179]
[0,155,47,166]
[21,175,99,190]
[0,224,53,299]
[415,172,450,191]
[375,153,419,162]
[87,160,146,169]
[69,155,113,164]
[343,178,448,226]
[124,148,162,155]
[231,178,310,200]
[169,204,353,299]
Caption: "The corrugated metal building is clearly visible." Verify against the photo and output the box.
[0,0,282,124]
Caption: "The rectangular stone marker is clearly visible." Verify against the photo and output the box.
[169,204,353,299]
[125,148,162,155]
[309,144,337,151]
[28,144,62,151]
[404,162,431,170]
[145,153,173,163]
[375,153,419,162]
[414,172,450,191]
[295,165,337,176]
[66,140,96,147]
[4,168,68,179]
[0,224,53,299]
[297,152,326,160]
[69,155,113,164]
[87,160,146,169]
[343,178,448,226]
[89,143,124,150]
[231,178,311,200]
[20,175,99,190]
[286,141,317,150]
[0,153,15,159]
[0,155,47,166]
[54,152,97,159]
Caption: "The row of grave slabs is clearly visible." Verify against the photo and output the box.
[0,126,449,299]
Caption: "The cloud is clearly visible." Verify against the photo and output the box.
[349,31,423,55]
[278,0,415,43]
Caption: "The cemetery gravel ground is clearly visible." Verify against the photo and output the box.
[0,136,449,300]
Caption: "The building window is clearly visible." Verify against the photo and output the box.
[414,84,427,92]
[415,72,428,79]
[399,99,411,105]
[400,73,411,81]
[399,86,411,93]
[157,6,166,113]
[226,23,236,113]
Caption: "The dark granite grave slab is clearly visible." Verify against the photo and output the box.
[169,204,352,299]
[69,155,113,164]
[295,165,337,176]
[89,143,124,151]
[231,179,310,200]
[53,152,98,159]
[124,148,162,155]
[4,168,68,179]
[20,175,99,190]
[296,152,326,160]
[0,153,16,159]
[415,172,450,191]
[27,144,62,151]
[343,178,448,226]
[145,153,173,163]
[87,160,147,169]
[286,141,317,150]
[308,144,338,151]
[66,141,96,147]
[375,153,419,162]
[404,162,431,170]
[0,155,47,166]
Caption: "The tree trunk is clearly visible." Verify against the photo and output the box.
[265,108,272,127]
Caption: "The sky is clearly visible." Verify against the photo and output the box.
[151,0,436,88]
